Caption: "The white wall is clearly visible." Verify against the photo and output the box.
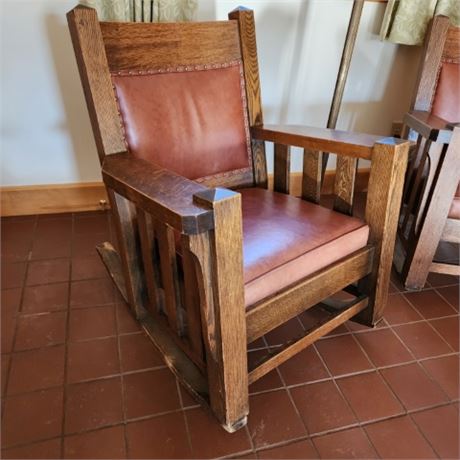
[0,0,421,186]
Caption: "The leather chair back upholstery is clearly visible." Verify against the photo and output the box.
[431,62,460,122]
[112,61,252,183]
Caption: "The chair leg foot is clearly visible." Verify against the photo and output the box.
[222,416,248,433]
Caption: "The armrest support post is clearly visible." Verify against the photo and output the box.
[357,139,409,324]
[188,188,248,432]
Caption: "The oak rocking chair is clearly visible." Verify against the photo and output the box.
[395,15,460,290]
[67,5,409,431]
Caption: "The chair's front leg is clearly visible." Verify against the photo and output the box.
[357,139,409,325]
[187,188,249,432]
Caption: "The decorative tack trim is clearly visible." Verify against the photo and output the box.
[111,83,130,151]
[111,60,242,76]
[442,57,460,64]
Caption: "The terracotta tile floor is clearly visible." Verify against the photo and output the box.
[1,211,459,459]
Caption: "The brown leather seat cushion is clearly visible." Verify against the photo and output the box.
[240,188,369,307]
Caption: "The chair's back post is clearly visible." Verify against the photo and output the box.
[67,6,147,318]
[357,139,409,325]
[411,15,450,113]
[229,8,268,188]
[66,6,126,162]
[187,188,248,432]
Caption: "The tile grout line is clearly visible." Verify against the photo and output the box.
[2,215,38,420]
[175,378,194,456]
[285,317,323,458]
[251,402,459,459]
[401,294,458,353]
[407,412,442,459]
[344,329,424,458]
[108,211,131,460]
[17,273,112,289]
[1,328,458,448]
[274,315,331,458]
[433,285,460,310]
[312,335,382,458]
[2,317,457,409]
[350,314,456,431]
[59,212,76,458]
[6,330,158,355]
[308,300,451,456]
[113,292,130,458]
[0,365,168,399]
[382,319,453,458]
[6,355,455,412]
[6,398,458,454]
[260,330,321,458]
[390,292,459,400]
[386,321,454,403]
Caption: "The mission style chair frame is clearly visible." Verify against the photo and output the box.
[396,15,460,289]
[67,5,409,431]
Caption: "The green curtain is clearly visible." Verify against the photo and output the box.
[80,0,198,22]
[380,0,460,45]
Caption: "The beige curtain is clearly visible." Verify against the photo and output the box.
[80,0,198,22]
[380,0,460,45]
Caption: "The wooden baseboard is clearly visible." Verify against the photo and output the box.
[1,169,370,217]
[1,182,109,217]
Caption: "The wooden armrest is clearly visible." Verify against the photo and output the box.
[102,153,213,234]
[404,111,454,143]
[251,124,402,160]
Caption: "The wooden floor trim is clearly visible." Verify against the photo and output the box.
[1,182,109,216]
[1,169,370,216]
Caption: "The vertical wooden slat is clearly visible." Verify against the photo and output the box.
[180,236,205,360]
[156,221,183,335]
[251,139,268,188]
[229,7,267,188]
[301,149,322,203]
[414,142,444,233]
[333,156,358,215]
[137,208,164,315]
[357,139,409,325]
[109,191,147,318]
[191,188,248,432]
[274,143,290,194]
[402,134,423,199]
[401,139,432,232]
